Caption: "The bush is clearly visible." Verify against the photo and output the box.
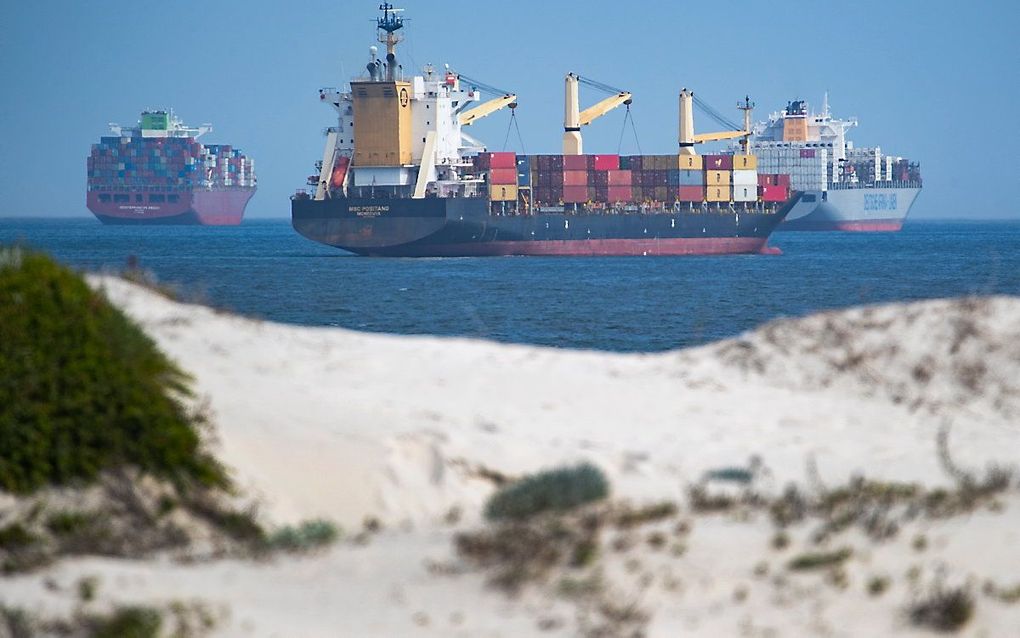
[266,519,340,552]
[484,463,609,521]
[90,606,162,638]
[0,248,227,494]
[909,582,974,632]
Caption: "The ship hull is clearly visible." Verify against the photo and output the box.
[291,194,801,257]
[779,186,920,232]
[87,188,255,226]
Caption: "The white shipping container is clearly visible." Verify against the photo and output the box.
[733,185,756,202]
[732,170,757,186]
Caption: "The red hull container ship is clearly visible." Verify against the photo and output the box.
[86,110,256,225]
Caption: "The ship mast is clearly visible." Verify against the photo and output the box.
[376,3,405,81]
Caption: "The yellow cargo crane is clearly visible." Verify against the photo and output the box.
[456,74,517,126]
[678,89,753,156]
[563,73,632,155]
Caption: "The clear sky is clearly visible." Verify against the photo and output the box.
[0,0,1017,219]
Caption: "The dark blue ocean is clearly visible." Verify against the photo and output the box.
[3,218,1018,352]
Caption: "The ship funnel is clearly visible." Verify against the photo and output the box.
[386,52,396,81]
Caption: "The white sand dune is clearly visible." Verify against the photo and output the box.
[3,278,1018,637]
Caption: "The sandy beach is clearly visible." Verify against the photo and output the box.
[3,276,1018,637]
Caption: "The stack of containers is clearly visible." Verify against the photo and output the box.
[703,154,732,202]
[474,151,518,201]
[757,173,790,201]
[731,153,758,202]
[676,155,704,202]
[752,144,827,191]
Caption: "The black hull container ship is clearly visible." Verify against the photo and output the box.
[291,4,800,257]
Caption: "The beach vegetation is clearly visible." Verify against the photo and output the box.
[484,463,609,521]
[0,247,227,495]
[908,581,974,632]
[265,519,340,552]
[787,547,853,571]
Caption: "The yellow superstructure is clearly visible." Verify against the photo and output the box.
[351,80,413,166]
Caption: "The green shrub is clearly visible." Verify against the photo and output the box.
[787,547,853,571]
[90,606,162,638]
[484,463,609,521]
[0,248,227,494]
[266,519,340,552]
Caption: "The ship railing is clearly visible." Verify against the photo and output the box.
[826,180,922,190]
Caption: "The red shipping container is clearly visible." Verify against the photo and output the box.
[592,154,620,171]
[563,185,589,203]
[678,186,705,202]
[760,185,788,202]
[776,174,791,187]
[703,154,733,170]
[490,152,516,168]
[489,168,517,184]
[757,173,777,187]
[607,185,632,202]
[563,155,587,170]
[606,170,632,186]
[563,170,588,187]
[627,156,643,171]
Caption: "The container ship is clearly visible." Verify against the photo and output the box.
[743,98,921,231]
[290,4,801,257]
[87,110,256,225]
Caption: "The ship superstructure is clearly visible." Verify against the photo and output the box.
[86,110,256,225]
[744,97,921,231]
[291,4,801,256]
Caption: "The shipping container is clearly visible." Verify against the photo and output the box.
[759,185,788,202]
[563,155,587,170]
[706,170,731,186]
[732,169,757,186]
[733,185,756,202]
[732,154,757,170]
[706,185,731,202]
[703,155,733,170]
[606,170,632,186]
[489,184,518,201]
[619,156,632,169]
[563,170,588,187]
[489,168,517,184]
[490,152,516,168]
[653,186,669,201]
[677,186,705,202]
[563,185,589,203]
[592,154,619,171]
[679,169,702,186]
[606,185,632,202]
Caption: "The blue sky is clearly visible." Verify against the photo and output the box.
[0,0,1016,219]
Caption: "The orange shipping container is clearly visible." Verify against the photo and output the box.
[678,155,703,170]
[732,154,757,170]
[489,184,518,201]
[706,170,731,186]
[706,185,730,202]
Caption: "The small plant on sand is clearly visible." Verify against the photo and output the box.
[868,575,890,597]
[88,605,162,638]
[908,580,974,632]
[484,463,609,521]
[787,547,853,571]
[266,519,340,552]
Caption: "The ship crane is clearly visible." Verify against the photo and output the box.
[677,89,753,155]
[563,73,632,155]
[455,74,517,126]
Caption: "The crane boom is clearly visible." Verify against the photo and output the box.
[458,94,517,126]
[692,130,748,143]
[578,92,632,126]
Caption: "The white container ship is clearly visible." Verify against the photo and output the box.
[743,97,921,231]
